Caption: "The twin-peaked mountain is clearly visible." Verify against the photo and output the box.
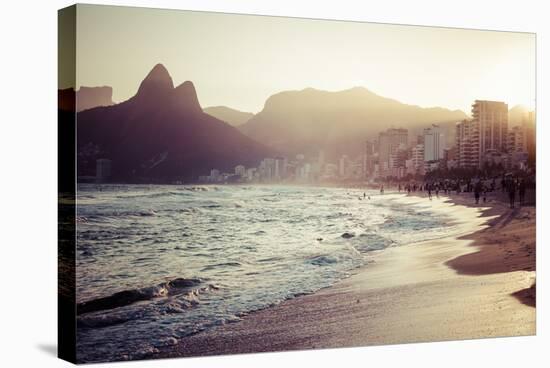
[239,87,467,157]
[76,64,275,181]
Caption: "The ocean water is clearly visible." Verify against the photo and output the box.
[75,184,461,362]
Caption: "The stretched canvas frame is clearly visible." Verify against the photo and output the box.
[58,4,536,364]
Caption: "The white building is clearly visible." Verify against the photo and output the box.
[423,124,445,162]
[210,169,220,180]
[473,100,508,155]
[96,159,112,183]
[411,144,425,174]
[246,167,258,181]
[274,157,287,180]
[318,150,325,168]
[456,119,480,169]
[339,155,348,178]
[378,128,408,176]
[234,165,246,177]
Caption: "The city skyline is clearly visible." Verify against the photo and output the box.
[199,97,535,185]
[64,4,535,114]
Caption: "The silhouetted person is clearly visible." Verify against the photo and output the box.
[474,181,482,204]
[519,179,527,206]
[380,185,384,195]
[507,179,516,209]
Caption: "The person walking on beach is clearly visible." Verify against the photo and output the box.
[519,179,527,206]
[474,180,482,204]
[427,184,432,200]
[507,178,517,209]
[380,185,384,195]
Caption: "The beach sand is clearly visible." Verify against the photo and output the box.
[156,194,536,358]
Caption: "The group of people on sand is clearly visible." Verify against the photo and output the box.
[503,176,528,209]
[384,174,534,208]
[472,176,528,208]
[396,181,448,200]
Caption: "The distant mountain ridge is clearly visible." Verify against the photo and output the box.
[509,104,534,126]
[59,86,114,112]
[76,64,274,182]
[204,106,254,126]
[239,87,467,158]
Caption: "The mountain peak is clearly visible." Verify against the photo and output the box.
[147,63,171,81]
[136,63,174,97]
[172,81,202,113]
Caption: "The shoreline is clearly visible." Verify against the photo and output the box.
[155,192,536,360]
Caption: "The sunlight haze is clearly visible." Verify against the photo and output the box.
[72,4,536,114]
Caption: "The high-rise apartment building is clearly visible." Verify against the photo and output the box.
[378,128,408,174]
[423,124,445,162]
[472,100,508,154]
[455,119,480,169]
[363,140,376,178]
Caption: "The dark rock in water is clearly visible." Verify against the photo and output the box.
[167,278,201,289]
[341,232,355,239]
[77,289,153,315]
[77,277,203,315]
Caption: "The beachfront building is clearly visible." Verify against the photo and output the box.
[411,144,425,175]
[234,165,246,177]
[505,125,529,170]
[482,149,508,169]
[423,124,445,162]
[524,111,536,164]
[443,147,457,170]
[96,158,112,183]
[318,150,325,169]
[210,169,220,180]
[322,163,339,180]
[348,159,365,179]
[473,99,509,156]
[455,100,509,170]
[363,140,376,179]
[386,145,408,178]
[274,157,287,180]
[507,126,527,153]
[259,158,275,181]
[339,155,349,178]
[296,162,312,182]
[455,118,480,169]
[246,167,258,181]
[378,128,408,177]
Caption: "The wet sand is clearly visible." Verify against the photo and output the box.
[156,194,536,359]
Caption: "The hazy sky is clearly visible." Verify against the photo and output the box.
[71,4,536,114]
